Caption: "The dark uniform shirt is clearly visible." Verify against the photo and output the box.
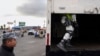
[0,45,15,56]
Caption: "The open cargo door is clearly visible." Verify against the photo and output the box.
[51,13,100,51]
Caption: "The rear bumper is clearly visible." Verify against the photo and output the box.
[46,46,100,56]
[47,50,100,56]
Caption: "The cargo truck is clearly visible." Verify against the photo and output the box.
[46,0,100,56]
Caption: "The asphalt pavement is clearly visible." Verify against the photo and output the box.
[0,33,45,56]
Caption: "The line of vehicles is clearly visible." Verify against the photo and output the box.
[28,28,46,38]
[1,26,46,38]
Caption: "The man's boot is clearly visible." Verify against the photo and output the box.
[57,40,67,52]
[65,39,72,47]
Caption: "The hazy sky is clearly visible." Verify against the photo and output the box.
[0,0,46,28]
[2,0,99,28]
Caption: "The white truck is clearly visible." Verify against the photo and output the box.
[46,0,100,56]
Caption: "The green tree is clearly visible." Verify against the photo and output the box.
[1,26,3,30]
[3,24,6,30]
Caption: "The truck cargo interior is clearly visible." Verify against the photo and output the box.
[51,13,100,50]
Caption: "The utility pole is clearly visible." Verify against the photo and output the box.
[14,20,16,27]
[43,20,45,28]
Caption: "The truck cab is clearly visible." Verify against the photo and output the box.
[46,0,100,56]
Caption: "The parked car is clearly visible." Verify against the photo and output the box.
[38,29,46,38]
[28,29,36,35]
[11,26,23,37]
